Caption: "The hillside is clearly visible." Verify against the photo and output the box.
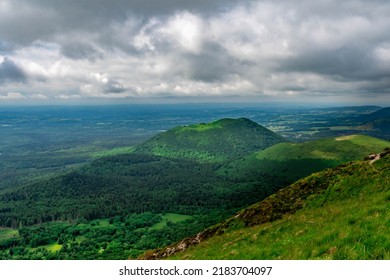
[135,118,285,162]
[357,107,390,139]
[220,134,389,183]
[357,107,390,123]
[145,150,390,260]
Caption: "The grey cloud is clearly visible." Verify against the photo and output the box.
[0,57,27,84]
[0,40,15,52]
[0,3,57,48]
[179,44,238,82]
[0,0,247,58]
[1,0,390,102]
[59,41,103,61]
[29,0,243,17]
[104,79,126,94]
[278,44,390,83]
[80,73,127,95]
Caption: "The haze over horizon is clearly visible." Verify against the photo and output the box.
[1,0,390,105]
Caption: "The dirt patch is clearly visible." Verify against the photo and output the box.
[370,154,380,164]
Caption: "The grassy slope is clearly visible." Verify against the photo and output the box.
[164,153,390,260]
[220,135,389,183]
[135,118,285,162]
[254,135,387,161]
[148,213,192,230]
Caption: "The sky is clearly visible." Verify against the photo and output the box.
[0,0,390,105]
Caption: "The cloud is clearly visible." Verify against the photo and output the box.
[80,72,127,97]
[0,57,27,84]
[0,0,390,103]
[0,92,50,100]
[29,93,48,99]
[0,92,27,100]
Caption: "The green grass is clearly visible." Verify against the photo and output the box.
[255,135,389,161]
[32,243,63,253]
[219,134,389,182]
[175,121,223,132]
[171,191,389,260]
[149,213,192,230]
[0,228,19,241]
[167,155,390,260]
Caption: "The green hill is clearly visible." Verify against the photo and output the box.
[220,134,389,183]
[357,107,390,139]
[146,150,390,260]
[134,118,285,162]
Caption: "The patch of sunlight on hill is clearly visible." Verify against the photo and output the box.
[311,150,336,159]
[175,122,223,132]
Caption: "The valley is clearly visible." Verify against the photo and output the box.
[0,104,389,260]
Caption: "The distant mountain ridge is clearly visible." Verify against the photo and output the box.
[357,107,390,123]
[357,107,390,139]
[135,118,285,162]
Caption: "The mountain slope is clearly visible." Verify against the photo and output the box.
[357,107,390,139]
[357,107,390,123]
[220,134,389,183]
[145,150,390,260]
[135,118,285,162]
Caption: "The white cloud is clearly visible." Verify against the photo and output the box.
[159,12,204,54]
[29,93,48,99]
[0,92,27,100]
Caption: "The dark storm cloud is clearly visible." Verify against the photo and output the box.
[0,57,27,84]
[278,45,389,81]
[1,0,390,102]
[0,0,243,49]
